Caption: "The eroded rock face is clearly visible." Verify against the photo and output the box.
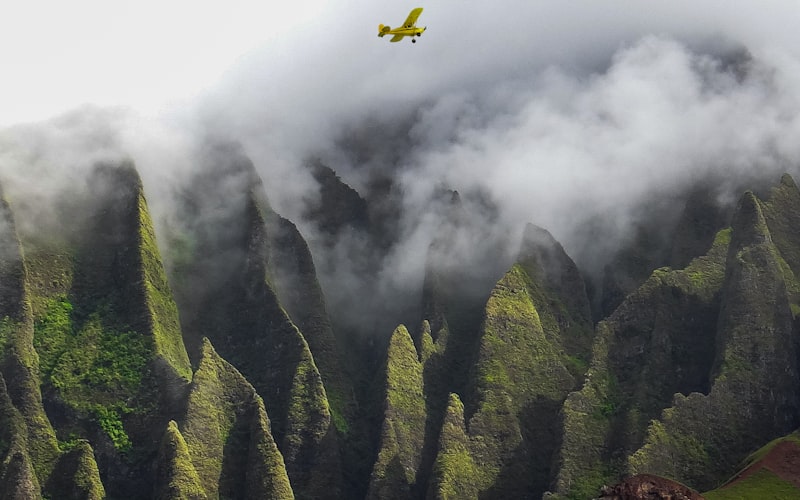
[7,138,800,500]
[168,145,343,499]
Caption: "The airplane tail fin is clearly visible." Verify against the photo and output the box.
[378,24,391,36]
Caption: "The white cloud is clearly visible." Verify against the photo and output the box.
[5,1,800,332]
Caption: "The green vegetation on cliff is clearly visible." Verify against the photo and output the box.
[169,151,341,499]
[46,440,105,500]
[181,338,294,499]
[457,224,593,498]
[628,191,800,490]
[154,421,206,500]
[554,223,730,497]
[136,191,192,381]
[0,188,60,490]
[367,325,427,499]
[5,145,800,500]
[427,393,481,500]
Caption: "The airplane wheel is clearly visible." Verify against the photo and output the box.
[412,39,416,43]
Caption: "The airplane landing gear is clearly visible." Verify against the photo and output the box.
[412,39,416,43]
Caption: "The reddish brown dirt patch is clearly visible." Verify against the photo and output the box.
[599,473,704,500]
[723,440,800,489]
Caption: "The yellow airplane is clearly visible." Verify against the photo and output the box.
[378,7,426,43]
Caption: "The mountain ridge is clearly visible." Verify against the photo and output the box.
[1,149,800,498]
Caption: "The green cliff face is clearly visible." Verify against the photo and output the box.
[27,164,194,497]
[154,420,205,500]
[0,160,299,498]
[597,186,729,320]
[0,373,42,499]
[167,146,342,499]
[628,190,800,490]
[180,338,293,499]
[0,186,60,494]
[554,227,729,497]
[417,223,593,498]
[463,224,592,498]
[554,176,800,497]
[367,325,427,499]
[47,440,105,500]
[427,393,480,500]
[6,140,800,500]
[266,212,355,440]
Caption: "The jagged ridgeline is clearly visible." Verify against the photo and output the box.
[1,162,194,498]
[0,158,348,499]
[165,143,354,499]
[552,175,800,498]
[361,172,800,499]
[5,144,800,500]
[367,220,594,498]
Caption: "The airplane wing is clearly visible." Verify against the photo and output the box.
[390,34,404,42]
[402,7,423,28]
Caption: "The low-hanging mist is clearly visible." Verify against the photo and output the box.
[3,3,800,339]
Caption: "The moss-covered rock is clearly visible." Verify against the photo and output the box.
[0,185,60,489]
[426,393,480,500]
[627,191,800,490]
[453,224,593,498]
[181,338,293,499]
[168,147,341,499]
[46,440,105,500]
[553,225,730,498]
[154,421,205,500]
[367,325,427,500]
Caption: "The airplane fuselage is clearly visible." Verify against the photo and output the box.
[378,26,426,38]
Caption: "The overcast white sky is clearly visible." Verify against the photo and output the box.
[2,1,799,125]
[4,1,800,329]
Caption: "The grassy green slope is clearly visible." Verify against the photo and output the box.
[367,325,427,500]
[427,393,480,500]
[628,191,800,490]
[704,431,800,499]
[168,152,340,499]
[554,228,729,498]
[0,186,59,494]
[181,338,294,499]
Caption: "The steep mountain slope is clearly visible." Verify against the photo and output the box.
[6,140,800,499]
[552,176,800,498]
[0,183,59,498]
[374,219,594,499]
[0,161,306,498]
[166,144,345,499]
[627,189,800,489]
[176,338,293,499]
[23,163,193,498]
[367,325,426,499]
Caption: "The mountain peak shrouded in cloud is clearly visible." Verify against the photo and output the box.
[4,8,800,339]
[6,3,800,498]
